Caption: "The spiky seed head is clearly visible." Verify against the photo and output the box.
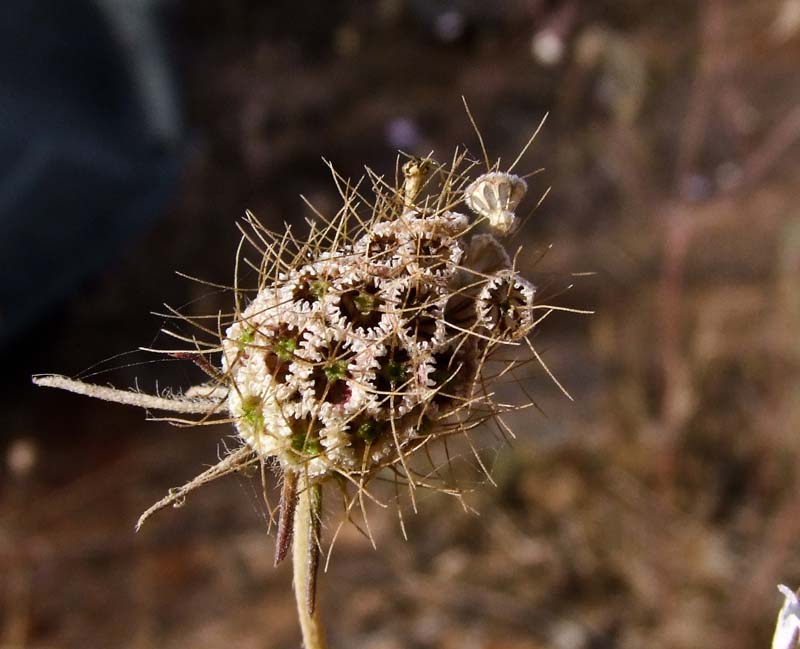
[222,172,539,484]
[32,133,567,550]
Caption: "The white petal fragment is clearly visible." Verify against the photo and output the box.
[773,585,800,649]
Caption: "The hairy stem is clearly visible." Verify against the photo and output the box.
[32,375,221,414]
[274,469,298,566]
[293,474,326,649]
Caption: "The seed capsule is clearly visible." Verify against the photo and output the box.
[463,171,527,235]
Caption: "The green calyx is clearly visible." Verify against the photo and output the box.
[354,291,376,314]
[356,420,379,442]
[383,360,407,385]
[237,327,256,351]
[275,337,298,363]
[324,360,348,382]
[310,280,328,300]
[240,396,264,431]
[290,433,323,455]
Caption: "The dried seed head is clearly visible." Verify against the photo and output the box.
[476,270,536,340]
[217,152,549,486]
[31,116,577,649]
[219,168,541,483]
[464,171,528,235]
[221,214,476,480]
[34,131,569,537]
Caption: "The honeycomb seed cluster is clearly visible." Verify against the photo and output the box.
[222,196,536,481]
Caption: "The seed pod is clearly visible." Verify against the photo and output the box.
[476,270,536,340]
[463,171,528,235]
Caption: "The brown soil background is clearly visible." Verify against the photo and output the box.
[4,1,800,648]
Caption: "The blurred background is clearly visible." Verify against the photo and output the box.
[2,1,800,647]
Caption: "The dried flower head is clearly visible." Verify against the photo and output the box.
[33,108,583,648]
[464,171,528,235]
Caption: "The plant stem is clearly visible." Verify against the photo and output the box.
[274,469,298,566]
[293,475,327,649]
